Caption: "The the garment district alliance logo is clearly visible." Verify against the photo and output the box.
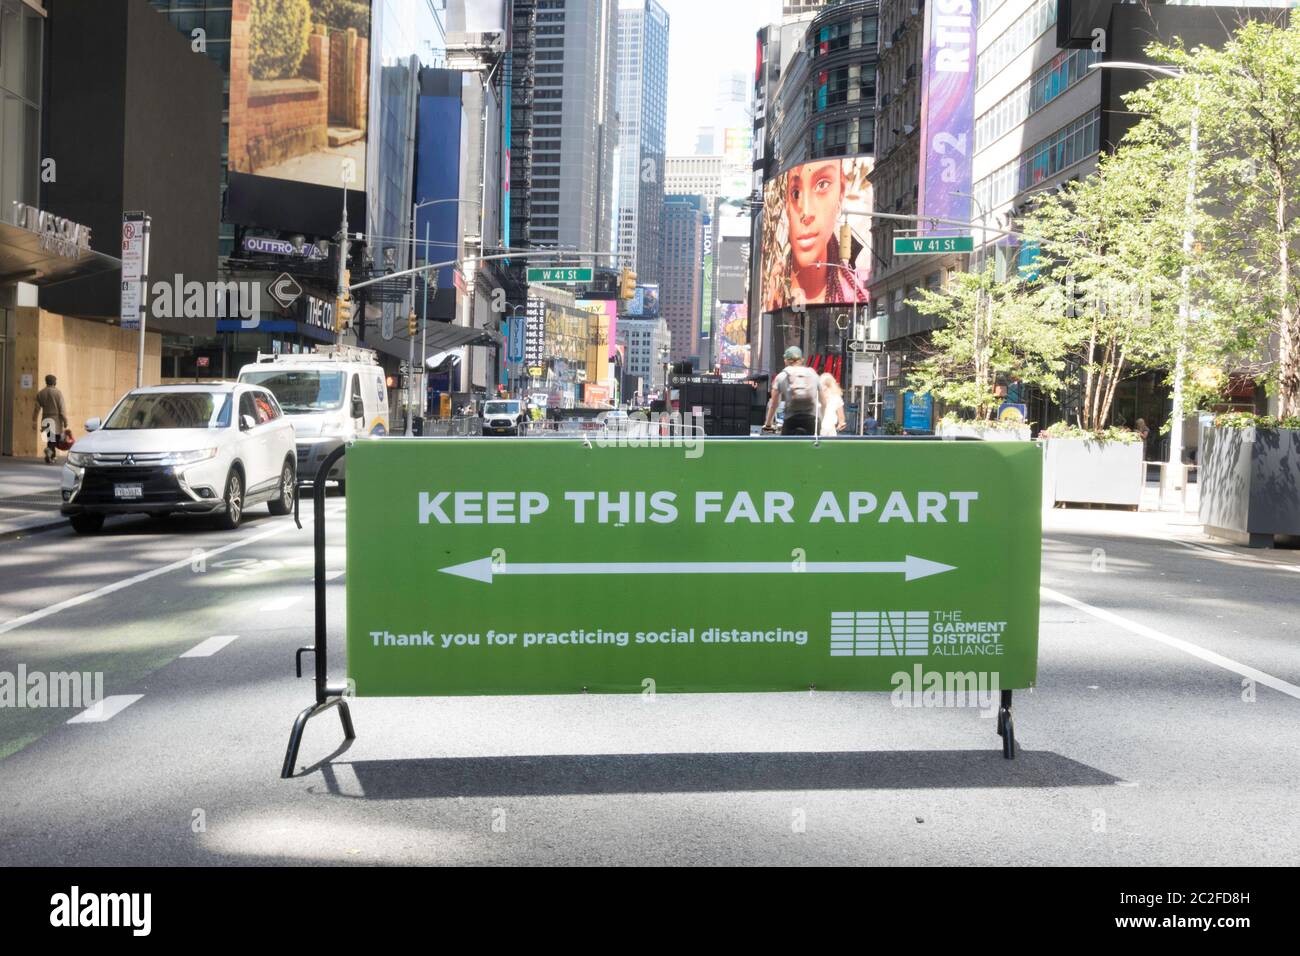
[829,610,1008,657]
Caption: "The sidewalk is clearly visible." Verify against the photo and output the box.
[1044,478,1300,569]
[0,455,68,536]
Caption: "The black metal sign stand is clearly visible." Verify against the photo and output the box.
[277,439,1020,776]
[281,445,354,779]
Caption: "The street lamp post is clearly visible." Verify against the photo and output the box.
[1091,61,1197,494]
[407,198,482,435]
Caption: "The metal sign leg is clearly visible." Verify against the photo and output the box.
[996,689,1015,759]
[281,445,355,779]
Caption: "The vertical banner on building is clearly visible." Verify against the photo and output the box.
[524,296,546,371]
[700,214,714,340]
[916,0,978,234]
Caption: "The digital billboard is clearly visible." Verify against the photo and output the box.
[577,299,618,361]
[719,302,751,372]
[228,0,372,188]
[760,156,873,313]
[717,236,749,304]
[627,284,660,318]
[917,0,976,230]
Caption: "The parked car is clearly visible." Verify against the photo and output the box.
[60,383,297,534]
[482,399,527,436]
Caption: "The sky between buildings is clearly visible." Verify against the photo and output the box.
[659,0,783,155]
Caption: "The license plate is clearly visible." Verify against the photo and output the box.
[114,483,143,500]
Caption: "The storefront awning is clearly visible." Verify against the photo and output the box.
[422,321,504,353]
[0,221,121,287]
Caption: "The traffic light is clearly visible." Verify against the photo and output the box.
[618,268,637,300]
[335,295,352,333]
[408,310,418,338]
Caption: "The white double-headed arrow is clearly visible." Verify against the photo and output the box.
[440,555,956,584]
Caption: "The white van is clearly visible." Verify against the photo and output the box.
[238,346,389,494]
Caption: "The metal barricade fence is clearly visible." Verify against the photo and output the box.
[422,416,484,437]
[519,416,706,439]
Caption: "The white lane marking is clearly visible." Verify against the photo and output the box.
[0,506,345,637]
[259,595,302,612]
[67,694,144,724]
[180,634,239,658]
[326,569,344,582]
[1042,586,1300,702]
[1171,537,1300,572]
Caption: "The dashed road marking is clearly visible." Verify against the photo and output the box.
[180,634,239,658]
[259,595,302,612]
[67,695,144,724]
[0,506,344,637]
[1042,586,1300,701]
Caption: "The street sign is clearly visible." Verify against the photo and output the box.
[527,267,593,284]
[345,440,1041,696]
[851,353,876,389]
[848,340,884,353]
[119,212,148,331]
[893,235,974,255]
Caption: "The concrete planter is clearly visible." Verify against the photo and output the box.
[1199,426,1300,548]
[1042,438,1144,508]
[937,422,1032,442]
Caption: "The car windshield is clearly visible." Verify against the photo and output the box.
[484,402,519,416]
[240,369,346,413]
[104,392,232,429]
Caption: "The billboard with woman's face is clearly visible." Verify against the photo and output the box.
[760,156,873,312]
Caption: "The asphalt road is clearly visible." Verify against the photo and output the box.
[0,502,1297,865]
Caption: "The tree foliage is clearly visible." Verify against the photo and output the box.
[1125,19,1300,416]
[907,264,1068,421]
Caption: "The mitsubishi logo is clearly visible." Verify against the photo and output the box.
[123,455,136,466]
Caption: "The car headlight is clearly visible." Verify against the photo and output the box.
[161,448,219,466]
[319,421,346,437]
[67,451,94,467]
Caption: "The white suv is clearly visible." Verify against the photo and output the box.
[60,383,297,534]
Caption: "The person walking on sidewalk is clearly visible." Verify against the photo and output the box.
[764,347,821,436]
[818,372,846,436]
[34,374,68,464]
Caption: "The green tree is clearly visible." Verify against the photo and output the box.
[1125,20,1300,416]
[1019,143,1184,431]
[907,264,1068,421]
[249,0,312,81]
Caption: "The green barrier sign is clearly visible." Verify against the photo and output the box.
[346,439,1041,696]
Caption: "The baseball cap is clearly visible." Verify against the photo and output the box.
[783,346,803,361]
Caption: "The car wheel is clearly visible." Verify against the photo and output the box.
[268,459,296,516]
[69,513,105,535]
[215,469,244,530]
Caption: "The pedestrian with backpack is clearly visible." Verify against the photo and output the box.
[764,347,821,436]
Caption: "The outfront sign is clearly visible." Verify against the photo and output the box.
[346,440,1041,696]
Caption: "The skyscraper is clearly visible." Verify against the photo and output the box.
[617,0,670,283]
[660,195,705,364]
[517,0,619,256]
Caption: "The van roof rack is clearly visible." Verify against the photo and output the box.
[253,345,379,365]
